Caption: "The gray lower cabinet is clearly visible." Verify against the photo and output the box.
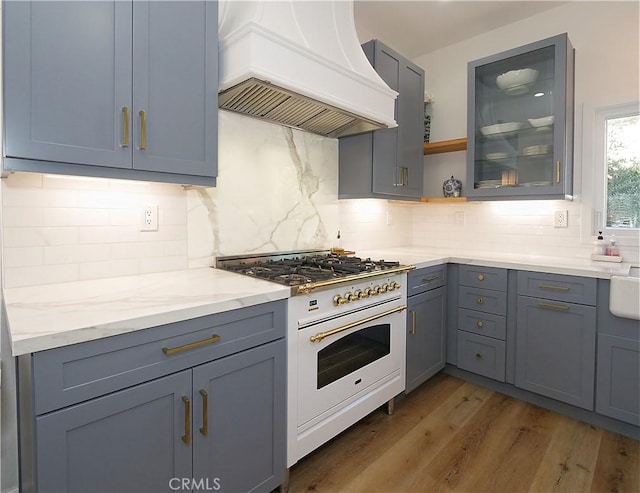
[3,0,218,186]
[515,272,597,410]
[339,39,424,200]
[19,301,286,493]
[405,266,447,393]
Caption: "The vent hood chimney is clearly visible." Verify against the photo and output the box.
[218,0,398,138]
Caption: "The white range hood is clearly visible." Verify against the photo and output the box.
[217,0,398,138]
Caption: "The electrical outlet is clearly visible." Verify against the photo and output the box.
[455,211,465,225]
[554,210,568,228]
[140,205,158,231]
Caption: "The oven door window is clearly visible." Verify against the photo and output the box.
[317,323,391,389]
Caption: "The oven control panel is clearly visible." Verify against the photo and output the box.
[332,281,401,306]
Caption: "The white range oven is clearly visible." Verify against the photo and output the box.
[215,251,414,469]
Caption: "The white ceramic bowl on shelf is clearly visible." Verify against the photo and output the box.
[496,68,539,91]
[528,116,554,127]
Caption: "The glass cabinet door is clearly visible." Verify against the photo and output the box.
[466,34,574,200]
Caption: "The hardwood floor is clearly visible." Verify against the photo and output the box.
[288,374,639,493]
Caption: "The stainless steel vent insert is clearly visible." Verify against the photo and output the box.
[218,78,388,138]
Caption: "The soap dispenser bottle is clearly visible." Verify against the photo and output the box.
[593,231,606,255]
[606,235,620,256]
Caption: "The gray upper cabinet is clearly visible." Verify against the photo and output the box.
[466,33,574,200]
[3,0,218,186]
[339,39,424,200]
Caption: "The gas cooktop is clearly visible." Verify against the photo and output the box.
[216,250,412,291]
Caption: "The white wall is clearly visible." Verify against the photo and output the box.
[413,1,640,263]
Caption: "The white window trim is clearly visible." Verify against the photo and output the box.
[580,101,640,249]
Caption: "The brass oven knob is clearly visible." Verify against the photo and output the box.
[364,287,373,297]
[380,283,389,293]
[347,292,359,302]
[371,286,381,295]
[390,281,401,290]
[387,283,395,292]
[333,294,347,306]
[354,289,366,299]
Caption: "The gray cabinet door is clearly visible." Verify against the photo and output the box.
[36,370,192,492]
[515,295,596,409]
[192,340,286,493]
[4,1,132,168]
[596,334,640,426]
[406,286,446,393]
[132,0,217,178]
[398,62,424,198]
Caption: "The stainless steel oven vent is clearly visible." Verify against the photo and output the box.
[218,78,387,138]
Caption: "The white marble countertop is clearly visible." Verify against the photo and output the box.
[2,268,290,356]
[3,247,633,357]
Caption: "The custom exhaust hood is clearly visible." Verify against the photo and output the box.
[217,0,398,138]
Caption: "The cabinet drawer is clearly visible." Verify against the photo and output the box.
[458,286,507,316]
[458,308,506,340]
[457,331,506,382]
[408,264,447,296]
[517,271,596,305]
[32,300,286,415]
[459,265,507,291]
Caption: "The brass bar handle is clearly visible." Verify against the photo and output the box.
[538,302,570,311]
[162,334,221,356]
[423,275,440,283]
[181,396,191,445]
[410,310,416,335]
[404,167,409,186]
[556,160,561,183]
[199,389,208,436]
[310,305,407,343]
[538,284,570,292]
[121,106,129,147]
[139,109,147,150]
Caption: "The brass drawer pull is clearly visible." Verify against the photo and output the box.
[138,109,147,150]
[423,275,439,283]
[476,320,484,328]
[410,310,416,335]
[475,353,482,359]
[162,334,221,356]
[477,274,484,281]
[477,297,484,305]
[538,284,570,291]
[182,396,191,445]
[310,305,407,343]
[199,389,208,436]
[538,302,569,311]
[121,106,129,147]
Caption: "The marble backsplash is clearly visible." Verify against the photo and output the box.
[187,111,340,267]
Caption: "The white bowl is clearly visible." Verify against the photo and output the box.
[480,122,524,136]
[496,68,539,90]
[528,116,554,127]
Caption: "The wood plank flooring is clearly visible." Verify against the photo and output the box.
[288,374,639,493]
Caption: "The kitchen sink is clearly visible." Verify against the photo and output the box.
[610,266,640,320]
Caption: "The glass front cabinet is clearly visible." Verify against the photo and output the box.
[466,34,574,200]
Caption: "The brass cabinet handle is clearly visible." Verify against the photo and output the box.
[121,106,129,147]
[423,275,439,283]
[477,274,484,281]
[476,320,484,328]
[537,301,569,311]
[182,396,191,444]
[162,334,221,356]
[138,109,147,150]
[199,389,208,436]
[403,167,409,186]
[477,297,484,305]
[310,305,407,343]
[556,160,561,183]
[475,353,482,359]
[410,310,416,335]
[538,284,570,291]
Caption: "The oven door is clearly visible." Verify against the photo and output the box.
[296,301,406,427]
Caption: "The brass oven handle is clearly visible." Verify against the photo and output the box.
[182,396,190,444]
[538,284,570,291]
[538,302,569,311]
[162,334,221,356]
[297,265,416,294]
[410,309,416,335]
[199,389,208,436]
[138,109,147,150]
[121,106,129,147]
[309,305,407,343]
